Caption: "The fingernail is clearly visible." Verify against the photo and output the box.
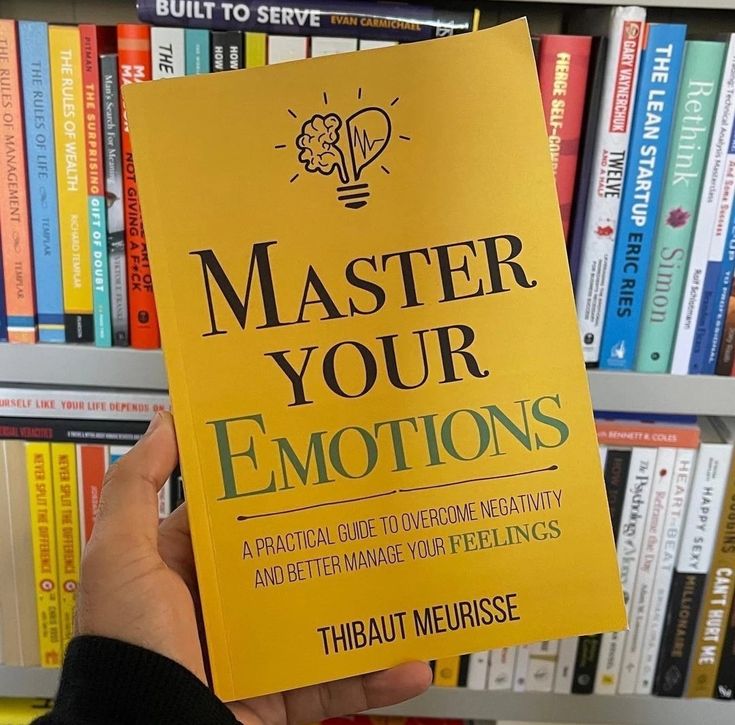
[146,412,162,434]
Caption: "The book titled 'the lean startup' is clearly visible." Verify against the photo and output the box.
[123,19,626,701]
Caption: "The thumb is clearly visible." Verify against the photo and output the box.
[93,411,179,544]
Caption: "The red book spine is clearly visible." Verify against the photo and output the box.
[538,34,593,243]
[117,24,159,348]
[78,445,106,542]
[0,20,37,342]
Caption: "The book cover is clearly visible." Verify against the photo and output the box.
[118,24,159,349]
[654,418,733,696]
[211,30,244,71]
[123,20,626,700]
[3,441,41,666]
[636,41,726,373]
[49,25,94,344]
[672,36,735,374]
[717,274,735,374]
[537,34,592,242]
[24,442,62,667]
[100,53,129,346]
[635,446,696,693]
[245,32,266,67]
[185,28,210,74]
[267,34,308,64]
[18,21,64,344]
[311,37,358,57]
[599,24,687,371]
[0,19,37,343]
[0,699,52,724]
[77,444,108,543]
[80,25,116,348]
[137,1,478,42]
[50,442,81,652]
[574,6,646,363]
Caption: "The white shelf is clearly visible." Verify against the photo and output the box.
[0,665,58,698]
[0,344,734,416]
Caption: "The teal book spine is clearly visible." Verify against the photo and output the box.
[185,29,210,74]
[636,41,726,372]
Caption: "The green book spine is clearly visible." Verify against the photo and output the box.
[636,41,726,372]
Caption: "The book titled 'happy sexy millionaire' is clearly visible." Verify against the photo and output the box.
[123,19,626,700]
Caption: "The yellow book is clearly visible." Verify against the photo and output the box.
[51,443,81,652]
[49,25,94,342]
[123,19,626,700]
[25,443,62,668]
[433,656,461,687]
[0,699,53,725]
[245,32,267,68]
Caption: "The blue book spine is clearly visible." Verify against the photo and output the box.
[18,21,65,343]
[185,29,210,74]
[599,24,687,370]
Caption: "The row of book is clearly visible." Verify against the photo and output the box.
[432,415,735,700]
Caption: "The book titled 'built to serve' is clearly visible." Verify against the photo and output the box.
[123,19,626,700]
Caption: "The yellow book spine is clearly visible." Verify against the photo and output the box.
[48,26,93,327]
[51,443,81,653]
[245,33,266,68]
[25,443,62,668]
[433,656,461,687]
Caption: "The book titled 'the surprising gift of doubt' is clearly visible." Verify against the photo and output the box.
[123,19,626,701]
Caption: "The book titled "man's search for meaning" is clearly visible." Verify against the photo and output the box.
[123,19,626,701]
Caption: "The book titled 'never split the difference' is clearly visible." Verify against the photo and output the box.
[123,20,626,700]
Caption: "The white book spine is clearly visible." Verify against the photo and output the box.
[525,640,559,692]
[267,35,309,64]
[512,645,530,692]
[594,446,657,694]
[467,651,490,690]
[358,39,397,50]
[636,448,697,694]
[554,638,578,693]
[618,447,677,694]
[671,37,735,373]
[310,37,358,57]
[0,387,170,421]
[151,27,186,79]
[574,5,646,362]
[488,647,515,690]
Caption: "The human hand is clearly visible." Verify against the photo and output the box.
[75,411,432,725]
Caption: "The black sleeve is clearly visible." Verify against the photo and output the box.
[32,635,240,725]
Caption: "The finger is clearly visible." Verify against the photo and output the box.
[281,661,432,725]
[158,503,197,593]
[93,411,179,544]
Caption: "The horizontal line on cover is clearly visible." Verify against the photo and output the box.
[337,182,368,192]
[338,192,371,201]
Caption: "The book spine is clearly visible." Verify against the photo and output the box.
[185,28,210,74]
[595,420,700,449]
[51,442,81,652]
[568,37,608,286]
[433,656,461,686]
[99,54,128,346]
[637,41,727,372]
[0,386,169,420]
[0,20,37,343]
[457,654,470,687]
[466,651,489,690]
[717,275,735,373]
[49,25,94,343]
[618,446,678,693]
[512,645,530,692]
[245,32,266,67]
[310,37,358,57]
[687,436,735,697]
[715,588,735,697]
[136,0,475,42]
[595,447,656,694]
[358,39,397,50]
[600,24,687,370]
[80,26,112,347]
[636,447,696,693]
[77,444,107,544]
[0,416,148,444]
[574,446,631,693]
[118,24,159,349]
[672,36,735,374]
[152,27,186,78]
[24,442,62,667]
[267,34,308,64]
[487,647,515,690]
[654,435,733,696]
[0,260,6,341]
[0,442,22,665]
[537,34,593,242]
[18,21,64,343]
[525,640,559,692]
[211,30,244,70]
[553,637,578,693]
[574,7,646,363]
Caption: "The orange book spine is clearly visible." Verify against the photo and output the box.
[0,20,37,343]
[77,444,107,542]
[117,24,159,348]
[595,420,701,449]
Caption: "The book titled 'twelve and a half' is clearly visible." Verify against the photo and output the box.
[123,19,626,700]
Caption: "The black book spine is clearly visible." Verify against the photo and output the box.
[457,654,470,687]
[211,30,243,71]
[571,447,631,693]
[64,314,95,343]
[715,592,735,698]
[0,416,148,444]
